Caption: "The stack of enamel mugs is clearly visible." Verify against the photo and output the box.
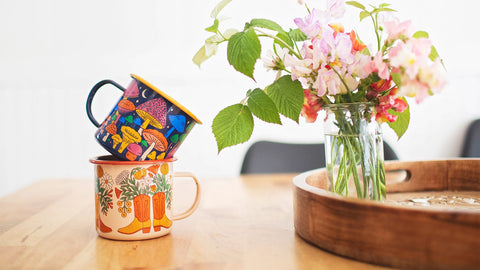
[86,74,202,240]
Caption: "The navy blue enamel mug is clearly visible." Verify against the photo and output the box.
[86,74,202,161]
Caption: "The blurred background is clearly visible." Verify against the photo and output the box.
[0,0,479,197]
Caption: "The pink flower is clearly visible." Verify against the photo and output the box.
[313,68,335,96]
[364,52,390,80]
[294,9,328,38]
[348,53,371,78]
[397,78,430,103]
[332,32,355,64]
[284,53,313,81]
[383,17,413,41]
[374,88,407,123]
[393,98,407,112]
[418,58,447,93]
[327,0,346,19]
[389,38,431,79]
[294,0,345,38]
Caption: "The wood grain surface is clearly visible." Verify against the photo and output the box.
[293,159,480,270]
[0,174,390,270]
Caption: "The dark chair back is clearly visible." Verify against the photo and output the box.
[461,119,480,157]
[240,140,398,174]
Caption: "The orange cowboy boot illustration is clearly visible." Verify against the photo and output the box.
[118,194,151,234]
[95,194,112,233]
[152,192,172,231]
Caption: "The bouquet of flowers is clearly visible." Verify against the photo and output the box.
[194,0,446,199]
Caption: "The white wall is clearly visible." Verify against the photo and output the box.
[0,0,479,197]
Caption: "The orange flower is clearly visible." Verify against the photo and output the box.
[330,23,345,34]
[349,30,366,52]
[301,89,323,123]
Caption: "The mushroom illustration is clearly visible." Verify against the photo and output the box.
[139,129,168,161]
[135,98,167,135]
[124,80,139,99]
[118,126,141,153]
[126,143,143,161]
[102,123,117,142]
[112,134,122,149]
[118,100,135,115]
[164,115,186,138]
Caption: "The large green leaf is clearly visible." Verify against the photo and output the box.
[248,18,284,32]
[387,98,410,139]
[227,29,261,80]
[212,104,254,152]
[265,75,304,123]
[247,88,281,124]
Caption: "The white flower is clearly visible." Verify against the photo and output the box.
[100,174,113,190]
[262,45,289,71]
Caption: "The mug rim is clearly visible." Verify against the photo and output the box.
[90,155,177,165]
[130,74,202,125]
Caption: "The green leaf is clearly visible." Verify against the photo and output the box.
[210,0,232,18]
[274,31,293,49]
[248,18,284,32]
[193,46,213,67]
[387,98,410,139]
[289,28,307,42]
[247,88,282,124]
[212,104,254,152]
[227,29,261,80]
[265,75,304,123]
[346,1,366,10]
[359,10,370,21]
[205,19,219,33]
[429,45,439,61]
[371,7,396,14]
[413,31,429,38]
[391,72,402,87]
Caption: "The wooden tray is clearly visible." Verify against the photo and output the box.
[293,159,480,270]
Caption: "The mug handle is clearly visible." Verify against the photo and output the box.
[172,172,201,221]
[86,79,126,127]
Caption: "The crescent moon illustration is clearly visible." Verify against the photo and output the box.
[142,89,148,99]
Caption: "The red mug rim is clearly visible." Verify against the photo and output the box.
[89,155,177,165]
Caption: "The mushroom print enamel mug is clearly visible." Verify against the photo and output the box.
[90,155,201,240]
[86,74,202,161]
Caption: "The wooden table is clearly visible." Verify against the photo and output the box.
[0,175,389,269]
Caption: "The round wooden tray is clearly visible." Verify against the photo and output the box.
[293,159,480,270]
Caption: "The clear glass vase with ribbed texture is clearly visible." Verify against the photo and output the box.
[324,102,386,200]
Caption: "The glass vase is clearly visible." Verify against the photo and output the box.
[323,102,386,200]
